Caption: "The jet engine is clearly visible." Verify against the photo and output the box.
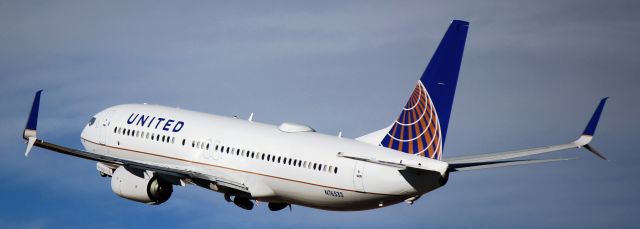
[111,166,173,205]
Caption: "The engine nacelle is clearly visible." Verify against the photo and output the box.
[111,166,173,205]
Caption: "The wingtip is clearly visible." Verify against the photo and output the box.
[582,98,608,136]
[584,144,607,160]
[24,90,43,138]
[452,19,469,24]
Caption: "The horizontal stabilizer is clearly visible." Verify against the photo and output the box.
[336,152,447,175]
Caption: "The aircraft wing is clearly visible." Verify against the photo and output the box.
[445,98,608,172]
[22,90,249,193]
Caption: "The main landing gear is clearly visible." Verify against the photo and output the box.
[224,193,290,211]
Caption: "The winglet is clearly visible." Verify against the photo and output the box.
[582,97,608,136]
[575,97,608,160]
[23,90,43,157]
[24,90,42,132]
[584,144,606,160]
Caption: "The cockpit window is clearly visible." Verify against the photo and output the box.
[88,117,97,126]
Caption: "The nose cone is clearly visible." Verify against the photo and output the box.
[80,124,89,140]
[80,115,98,142]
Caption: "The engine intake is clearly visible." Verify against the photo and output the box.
[111,166,173,205]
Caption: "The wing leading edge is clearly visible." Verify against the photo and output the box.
[445,98,608,172]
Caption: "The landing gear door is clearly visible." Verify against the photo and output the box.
[353,161,365,192]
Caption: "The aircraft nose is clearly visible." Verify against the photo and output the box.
[80,124,89,140]
[80,116,96,140]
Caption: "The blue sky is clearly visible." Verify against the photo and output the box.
[1,1,639,228]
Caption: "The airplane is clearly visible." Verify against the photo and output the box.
[21,20,607,212]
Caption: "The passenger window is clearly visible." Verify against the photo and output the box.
[251,152,255,158]
[206,143,210,150]
[182,139,185,146]
[277,156,281,163]
[261,154,265,160]
[334,167,338,174]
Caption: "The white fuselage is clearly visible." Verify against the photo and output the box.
[80,104,449,211]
